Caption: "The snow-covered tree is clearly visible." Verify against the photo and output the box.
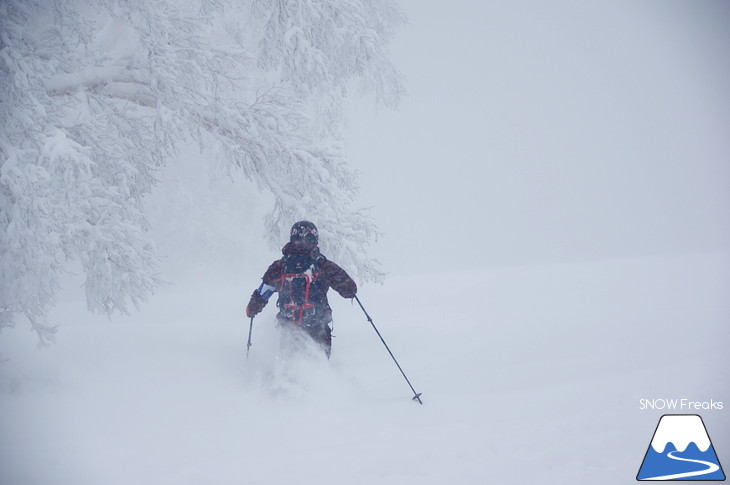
[0,0,405,343]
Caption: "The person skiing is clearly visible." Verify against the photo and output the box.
[246,221,357,357]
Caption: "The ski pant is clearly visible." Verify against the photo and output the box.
[277,315,332,358]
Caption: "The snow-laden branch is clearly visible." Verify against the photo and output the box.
[0,0,404,340]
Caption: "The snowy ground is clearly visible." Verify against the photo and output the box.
[1,252,728,485]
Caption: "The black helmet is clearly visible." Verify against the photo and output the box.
[290,220,319,245]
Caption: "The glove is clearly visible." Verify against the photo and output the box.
[246,291,266,318]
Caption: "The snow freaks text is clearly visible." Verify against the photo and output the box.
[639,399,724,411]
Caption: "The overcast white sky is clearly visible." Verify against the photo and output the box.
[345,0,730,275]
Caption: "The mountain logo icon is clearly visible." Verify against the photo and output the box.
[637,414,726,481]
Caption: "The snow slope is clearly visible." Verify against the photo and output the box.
[1,252,728,485]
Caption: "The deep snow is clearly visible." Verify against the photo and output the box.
[1,252,728,484]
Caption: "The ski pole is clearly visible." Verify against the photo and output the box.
[354,295,423,404]
[246,317,254,359]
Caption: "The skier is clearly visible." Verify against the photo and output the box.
[246,221,357,358]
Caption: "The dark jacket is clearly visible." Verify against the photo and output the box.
[246,241,356,321]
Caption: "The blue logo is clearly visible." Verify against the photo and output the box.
[637,414,725,481]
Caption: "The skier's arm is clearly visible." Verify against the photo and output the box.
[246,261,282,318]
[322,260,357,299]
